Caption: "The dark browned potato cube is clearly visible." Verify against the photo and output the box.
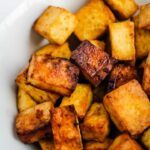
[51,105,83,150]
[15,101,53,142]
[104,80,150,136]
[142,128,150,149]
[108,64,137,91]
[27,55,79,96]
[81,103,110,142]
[71,41,115,86]
[108,134,143,150]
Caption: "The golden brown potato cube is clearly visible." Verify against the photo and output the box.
[108,64,137,91]
[16,101,53,135]
[74,0,115,41]
[71,41,115,86]
[89,40,105,50]
[109,21,135,61]
[138,4,150,29]
[104,80,150,136]
[27,56,79,96]
[142,128,150,149]
[143,52,150,95]
[134,15,150,59]
[35,42,71,59]
[17,88,36,112]
[84,139,113,150]
[19,125,51,143]
[105,0,138,19]
[34,6,77,45]
[16,69,59,104]
[81,103,110,142]
[108,134,143,150]
[51,105,83,150]
[60,84,93,119]
[40,138,55,150]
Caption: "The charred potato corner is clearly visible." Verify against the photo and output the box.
[14,1,150,149]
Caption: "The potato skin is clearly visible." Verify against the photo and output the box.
[105,0,138,19]
[108,64,137,91]
[74,0,115,41]
[84,139,113,150]
[16,69,59,104]
[142,128,150,149]
[109,21,135,61]
[71,41,115,86]
[61,84,93,119]
[35,43,71,59]
[27,56,79,96]
[81,103,110,142]
[17,88,36,112]
[108,134,143,150]
[104,80,150,136]
[16,101,53,135]
[34,6,77,45]
[51,105,83,150]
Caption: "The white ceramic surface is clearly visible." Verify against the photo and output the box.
[0,0,149,149]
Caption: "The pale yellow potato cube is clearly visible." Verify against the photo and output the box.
[74,0,115,41]
[109,21,135,61]
[34,6,77,45]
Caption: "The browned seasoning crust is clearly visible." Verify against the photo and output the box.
[71,40,116,86]
[16,101,53,136]
[51,105,83,150]
[27,55,79,96]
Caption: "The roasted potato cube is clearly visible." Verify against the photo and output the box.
[71,41,115,86]
[89,40,105,50]
[133,15,150,59]
[84,139,113,150]
[143,52,150,95]
[19,125,51,143]
[60,84,93,119]
[108,134,143,150]
[74,0,115,41]
[17,88,36,112]
[16,69,59,104]
[27,56,79,96]
[34,6,77,45]
[35,42,71,59]
[16,101,53,135]
[109,21,135,61]
[40,138,55,150]
[81,103,110,142]
[138,4,150,29]
[108,64,137,91]
[104,80,150,136]
[105,0,138,19]
[142,128,150,149]
[51,105,83,150]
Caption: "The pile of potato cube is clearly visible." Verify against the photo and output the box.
[15,0,150,149]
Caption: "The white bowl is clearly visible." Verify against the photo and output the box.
[0,0,148,149]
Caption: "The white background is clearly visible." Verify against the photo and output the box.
[0,0,23,22]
